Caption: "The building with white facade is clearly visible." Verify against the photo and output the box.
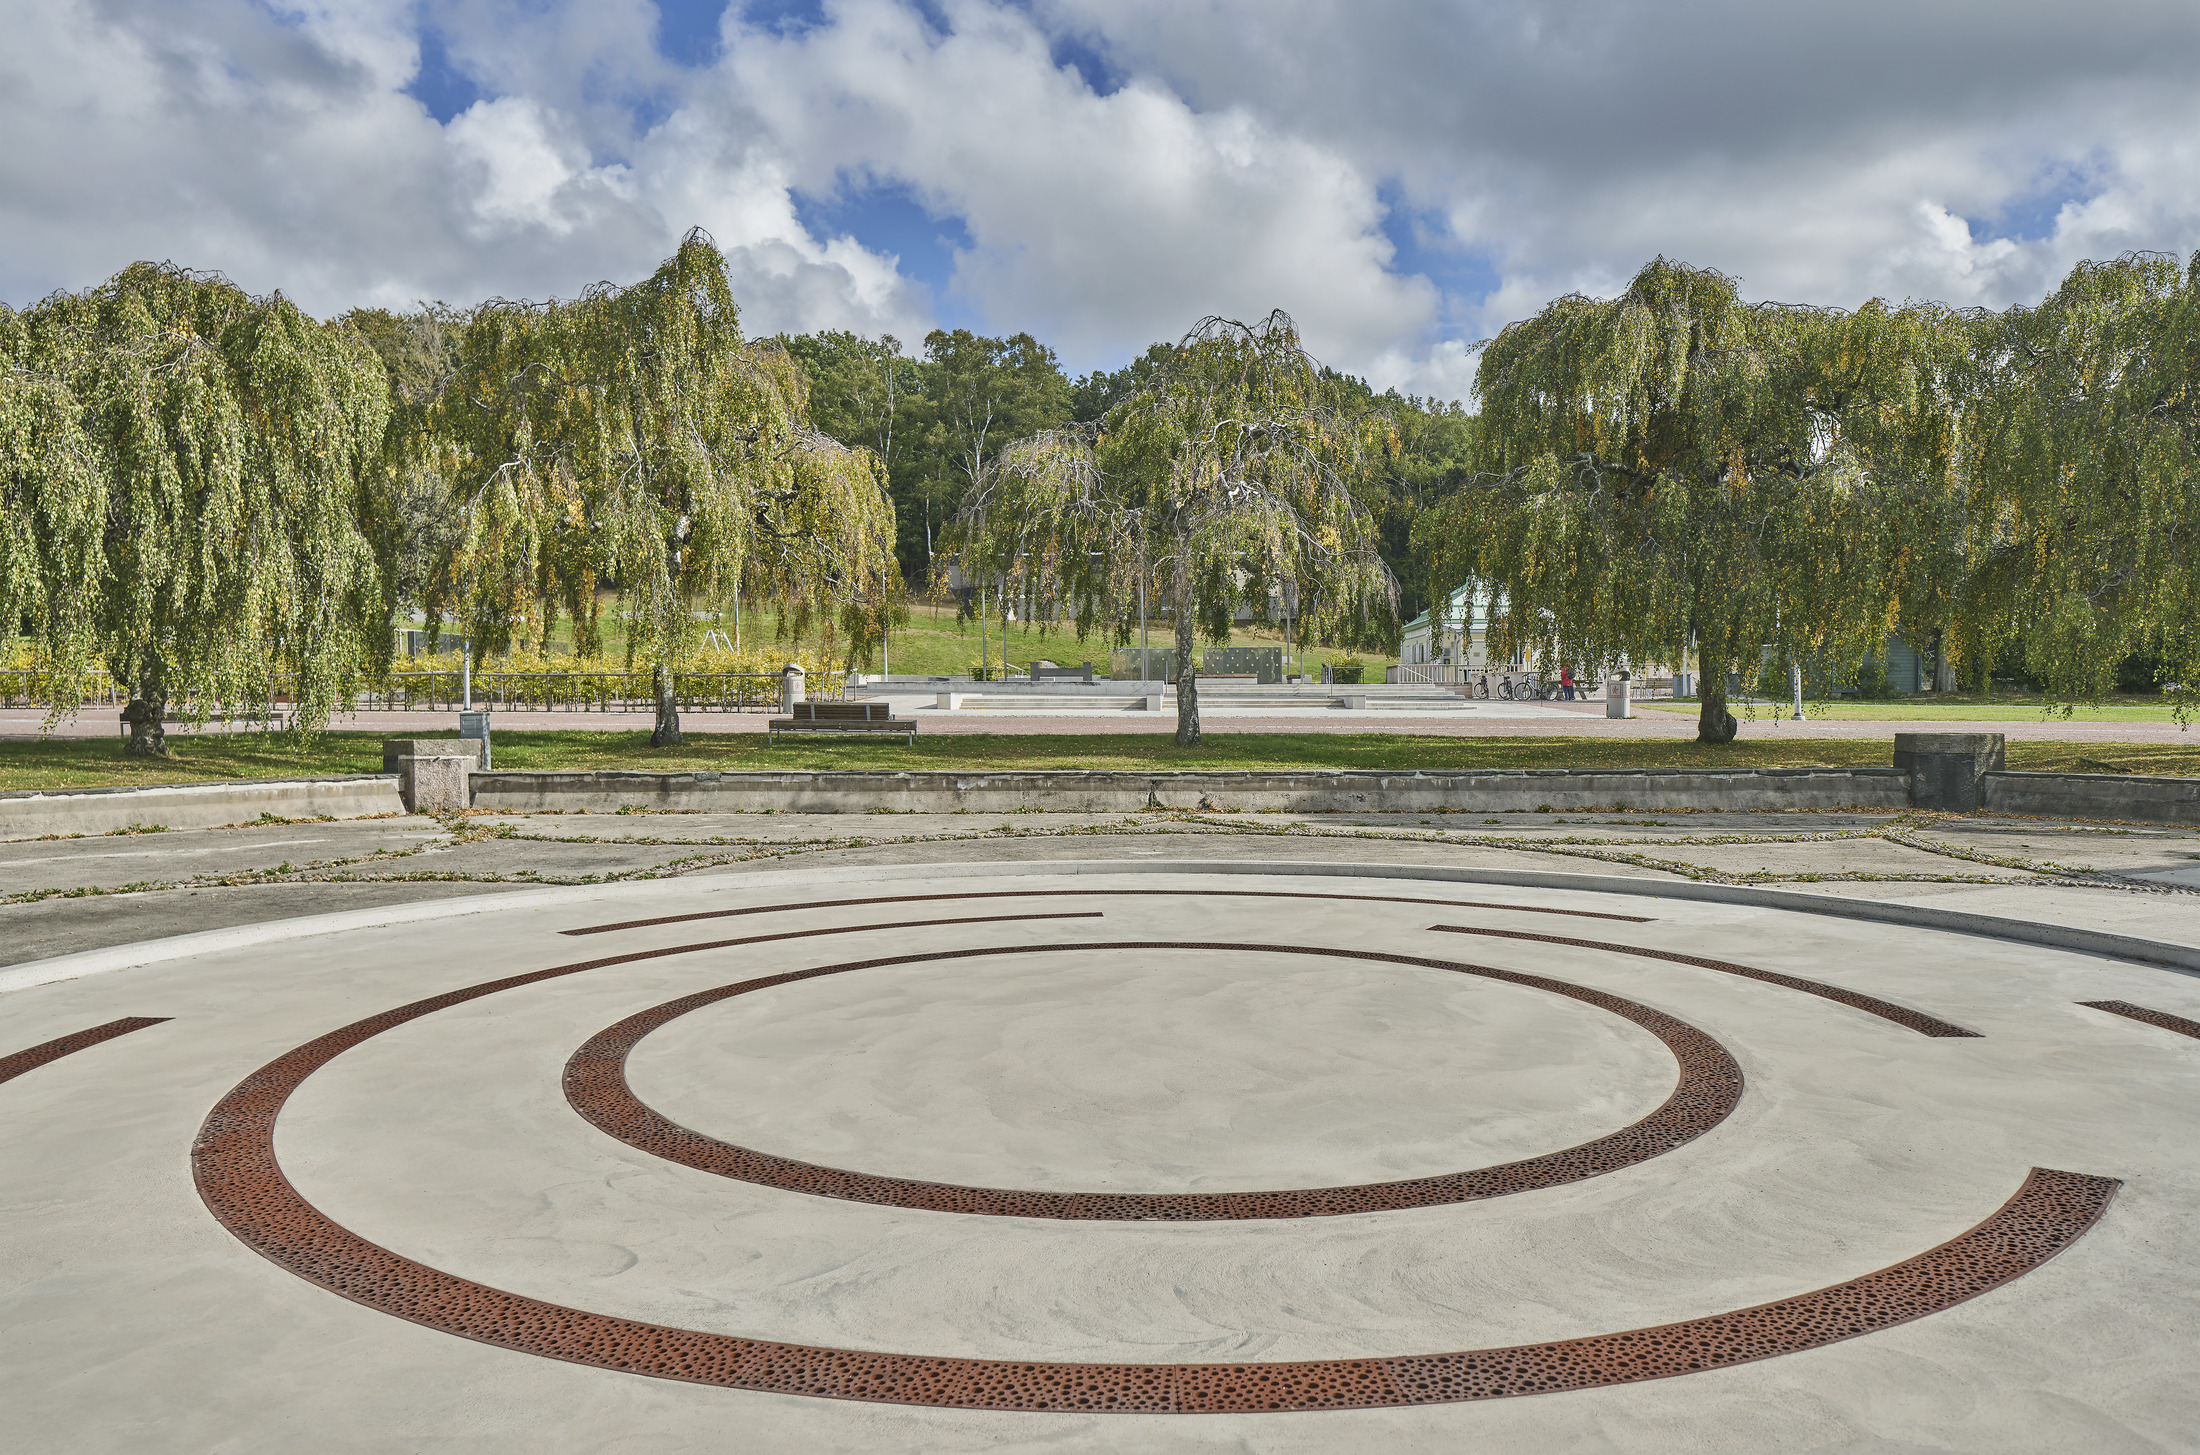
[1399,583,1514,668]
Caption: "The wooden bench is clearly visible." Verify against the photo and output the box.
[767,700,916,746]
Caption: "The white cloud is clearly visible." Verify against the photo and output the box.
[715,0,1438,371]
[3,0,2198,399]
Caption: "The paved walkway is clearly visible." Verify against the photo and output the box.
[3,813,2199,1449]
[7,701,2195,742]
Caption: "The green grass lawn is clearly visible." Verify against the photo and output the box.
[512,598,1363,679]
[3,729,2194,793]
[1643,699,2191,722]
[854,603,1362,679]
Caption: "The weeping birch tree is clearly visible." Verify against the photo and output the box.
[1966,250,2200,703]
[945,311,1394,744]
[0,263,391,752]
[427,231,899,745]
[1416,259,1967,743]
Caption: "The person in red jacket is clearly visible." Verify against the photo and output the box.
[1559,666,1575,701]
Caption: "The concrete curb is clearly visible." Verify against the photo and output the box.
[11,761,2196,830]
[0,776,406,839]
[468,766,1913,815]
[4,857,2192,998]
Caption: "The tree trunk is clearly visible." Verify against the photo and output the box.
[1173,554,1200,746]
[1695,641,1737,745]
[122,653,169,758]
[651,662,683,747]
[1932,630,1955,693]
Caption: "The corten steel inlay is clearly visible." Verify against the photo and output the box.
[564,940,1743,1220]
[0,1016,169,1086]
[562,889,1653,937]
[191,980,2116,1428]
[2078,1000,2200,1041]
[1428,924,1982,1038]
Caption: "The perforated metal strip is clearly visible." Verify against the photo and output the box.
[0,1016,169,1086]
[1428,924,1981,1037]
[191,1037,2115,1418]
[564,940,1740,1220]
[2078,1000,2200,1041]
[563,889,1652,937]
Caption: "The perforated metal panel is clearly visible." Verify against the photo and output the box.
[1429,924,1979,1036]
[0,1017,169,1086]
[183,891,2120,1413]
[562,889,1652,938]
[2078,1000,2200,1041]
[564,939,1741,1219]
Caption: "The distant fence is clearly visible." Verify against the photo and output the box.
[1391,663,1467,685]
[0,669,847,716]
[351,670,849,713]
[0,669,124,708]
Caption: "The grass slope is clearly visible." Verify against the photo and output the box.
[2,730,2193,793]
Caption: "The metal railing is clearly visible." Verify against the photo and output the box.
[0,669,124,709]
[1,669,846,715]
[348,671,847,713]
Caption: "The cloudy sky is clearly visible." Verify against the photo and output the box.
[5,1,2198,396]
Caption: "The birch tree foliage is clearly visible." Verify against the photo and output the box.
[1969,250,2200,706]
[427,231,898,745]
[0,263,390,749]
[1415,258,1966,743]
[947,311,1395,745]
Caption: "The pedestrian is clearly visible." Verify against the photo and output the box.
[1559,665,1575,701]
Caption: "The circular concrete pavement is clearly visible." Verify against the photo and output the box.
[3,862,2197,1451]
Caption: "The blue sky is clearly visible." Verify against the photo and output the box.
[5,1,2197,394]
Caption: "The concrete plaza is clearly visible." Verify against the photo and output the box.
[2,816,2197,1451]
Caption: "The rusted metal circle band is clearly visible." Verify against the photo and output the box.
[183,900,2118,1411]
[192,1027,2115,1417]
[2078,1000,2200,1041]
[563,889,1653,937]
[1429,924,1981,1037]
[0,1016,169,1086]
[564,940,1742,1220]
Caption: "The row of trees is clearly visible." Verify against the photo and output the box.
[1,232,896,752]
[1414,253,2200,742]
[5,235,2193,751]
[779,328,1477,623]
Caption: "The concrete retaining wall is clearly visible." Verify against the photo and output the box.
[1983,770,2200,825]
[9,764,2185,835]
[0,776,406,840]
[466,766,1913,815]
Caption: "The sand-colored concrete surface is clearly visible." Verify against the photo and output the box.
[2,855,2196,1452]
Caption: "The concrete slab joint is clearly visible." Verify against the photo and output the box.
[1895,732,2006,812]
[395,754,470,814]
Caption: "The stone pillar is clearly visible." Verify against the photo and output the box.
[1894,732,2005,812]
[782,663,806,714]
[396,754,471,814]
